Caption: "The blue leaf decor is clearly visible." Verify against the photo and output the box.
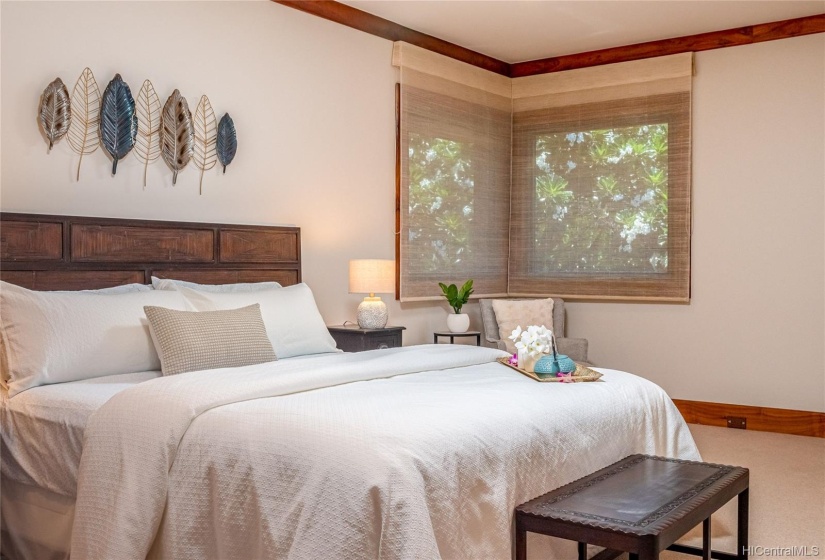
[216,113,237,174]
[99,74,138,175]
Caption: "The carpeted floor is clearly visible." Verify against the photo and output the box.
[658,424,825,560]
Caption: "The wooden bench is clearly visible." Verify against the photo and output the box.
[515,455,749,560]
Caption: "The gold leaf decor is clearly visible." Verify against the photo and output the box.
[38,77,72,153]
[67,68,101,180]
[193,95,217,195]
[161,89,194,186]
[135,80,162,188]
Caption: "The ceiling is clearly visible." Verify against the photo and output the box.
[339,1,824,63]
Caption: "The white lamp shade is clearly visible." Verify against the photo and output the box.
[349,259,395,294]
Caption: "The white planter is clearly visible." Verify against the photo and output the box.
[517,350,539,373]
[447,313,470,333]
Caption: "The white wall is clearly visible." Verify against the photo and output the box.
[567,34,825,412]
[0,1,455,334]
[2,3,823,411]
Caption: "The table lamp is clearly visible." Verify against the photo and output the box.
[349,259,395,329]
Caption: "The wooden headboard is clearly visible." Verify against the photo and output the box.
[0,213,301,290]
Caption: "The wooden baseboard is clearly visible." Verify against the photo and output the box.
[673,399,825,438]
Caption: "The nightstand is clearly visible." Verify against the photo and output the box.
[327,325,405,352]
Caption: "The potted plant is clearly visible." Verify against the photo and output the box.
[438,279,474,333]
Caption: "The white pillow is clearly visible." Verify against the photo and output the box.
[152,277,281,292]
[0,281,187,396]
[0,283,153,388]
[75,283,153,293]
[176,283,338,359]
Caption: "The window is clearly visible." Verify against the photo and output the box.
[394,42,692,302]
[395,44,511,301]
[509,92,691,301]
[406,134,475,275]
[533,123,670,274]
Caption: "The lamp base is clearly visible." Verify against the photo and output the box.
[357,296,388,329]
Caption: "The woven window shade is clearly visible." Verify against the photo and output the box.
[394,44,693,302]
[394,42,512,301]
[509,54,693,301]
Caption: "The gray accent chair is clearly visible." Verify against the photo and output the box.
[479,298,590,364]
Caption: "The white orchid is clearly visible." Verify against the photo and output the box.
[509,324,554,357]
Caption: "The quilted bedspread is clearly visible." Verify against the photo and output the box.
[71,345,700,560]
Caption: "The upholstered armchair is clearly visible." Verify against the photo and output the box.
[479,298,590,364]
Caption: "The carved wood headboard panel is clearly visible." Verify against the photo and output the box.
[0,213,301,290]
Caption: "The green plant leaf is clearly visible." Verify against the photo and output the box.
[437,279,474,313]
[447,284,458,301]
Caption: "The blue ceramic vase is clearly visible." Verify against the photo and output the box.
[534,354,576,379]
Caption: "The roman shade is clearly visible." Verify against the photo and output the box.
[394,42,693,302]
[510,54,693,301]
[394,42,511,301]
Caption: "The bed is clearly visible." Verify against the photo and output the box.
[0,213,701,560]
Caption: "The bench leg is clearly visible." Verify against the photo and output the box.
[636,542,659,560]
[515,517,526,560]
[738,488,749,559]
[578,542,587,560]
[703,516,712,560]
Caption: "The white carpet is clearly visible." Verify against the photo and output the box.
[658,424,824,560]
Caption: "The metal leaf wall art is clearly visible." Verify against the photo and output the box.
[135,80,161,188]
[100,74,138,175]
[193,95,217,195]
[38,78,72,153]
[36,70,237,192]
[217,113,237,174]
[161,89,194,186]
[67,68,101,180]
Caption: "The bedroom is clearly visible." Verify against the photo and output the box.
[0,1,823,559]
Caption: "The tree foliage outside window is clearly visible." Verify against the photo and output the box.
[407,133,474,274]
[533,123,669,275]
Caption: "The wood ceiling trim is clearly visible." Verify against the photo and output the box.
[274,2,824,78]
[273,0,510,76]
[511,14,825,77]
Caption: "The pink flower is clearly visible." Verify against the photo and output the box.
[508,353,518,366]
[557,371,574,383]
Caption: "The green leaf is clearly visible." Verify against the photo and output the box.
[437,279,474,313]
[447,284,458,301]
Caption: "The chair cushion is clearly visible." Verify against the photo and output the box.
[491,298,555,354]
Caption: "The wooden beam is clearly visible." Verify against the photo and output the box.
[673,399,825,438]
[511,14,825,77]
[274,4,823,77]
[273,0,511,76]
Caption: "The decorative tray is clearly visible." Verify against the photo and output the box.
[496,357,603,383]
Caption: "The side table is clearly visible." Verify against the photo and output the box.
[433,331,481,346]
[327,325,405,352]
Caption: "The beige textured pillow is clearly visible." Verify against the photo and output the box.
[491,298,555,353]
[144,304,276,376]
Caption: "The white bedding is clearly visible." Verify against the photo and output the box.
[0,370,161,496]
[70,345,700,560]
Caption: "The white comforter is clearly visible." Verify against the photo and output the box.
[71,345,699,560]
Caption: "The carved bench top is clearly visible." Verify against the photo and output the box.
[516,454,749,536]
